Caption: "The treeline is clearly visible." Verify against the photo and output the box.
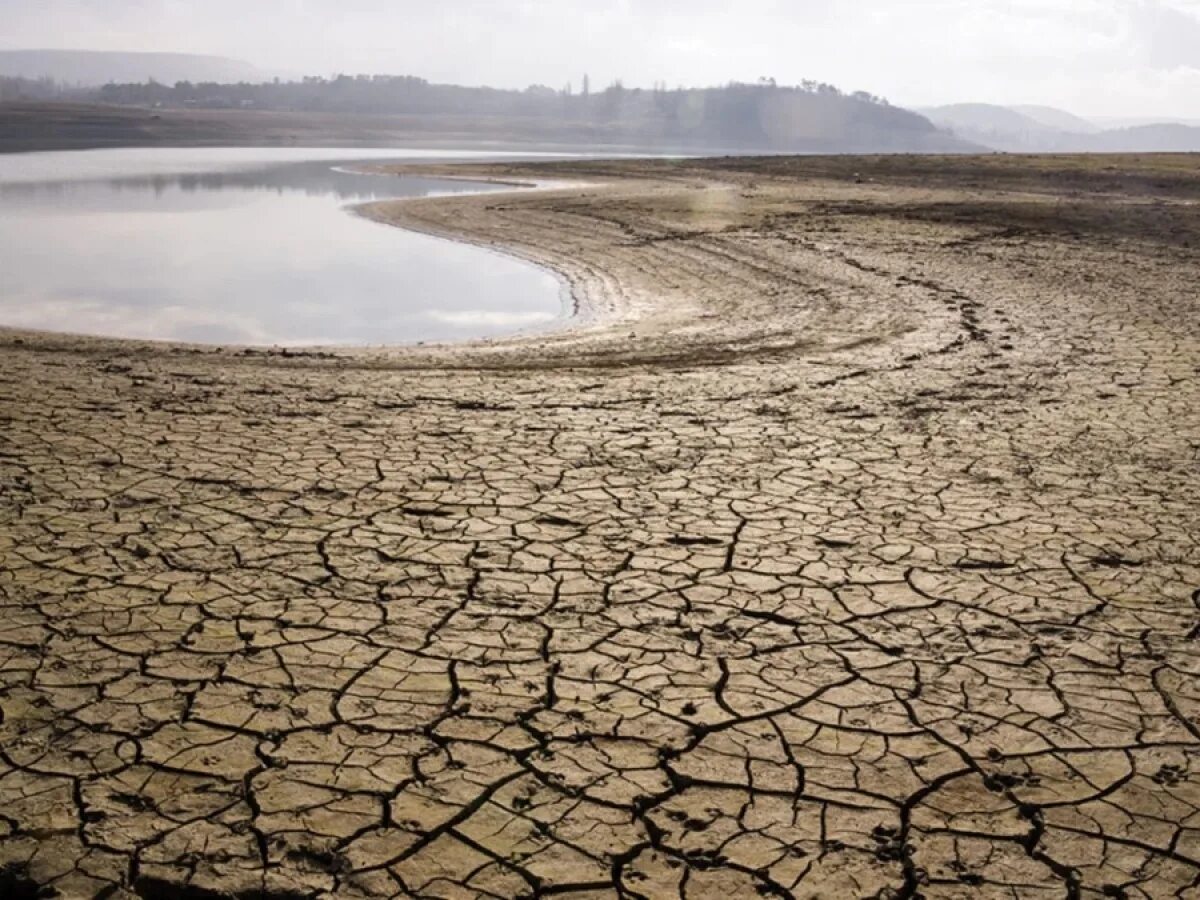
[2,72,970,152]
[0,75,83,102]
[92,73,889,115]
[86,74,949,150]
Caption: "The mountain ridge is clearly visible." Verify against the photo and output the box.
[918,102,1200,152]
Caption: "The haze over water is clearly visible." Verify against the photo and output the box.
[0,148,567,346]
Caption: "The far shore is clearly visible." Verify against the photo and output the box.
[0,101,737,156]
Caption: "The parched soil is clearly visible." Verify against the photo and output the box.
[0,154,1198,899]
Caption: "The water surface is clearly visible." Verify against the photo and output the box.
[0,148,567,345]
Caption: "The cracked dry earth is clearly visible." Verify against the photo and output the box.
[1,154,1199,900]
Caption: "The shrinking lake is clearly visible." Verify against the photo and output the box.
[0,148,568,345]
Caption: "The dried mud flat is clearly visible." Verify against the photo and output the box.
[1,154,1198,900]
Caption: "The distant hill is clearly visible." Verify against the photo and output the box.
[4,76,976,154]
[920,103,1045,134]
[1087,123,1200,153]
[1010,105,1100,134]
[0,50,265,86]
[1091,115,1200,130]
[917,103,1077,151]
[917,102,1200,152]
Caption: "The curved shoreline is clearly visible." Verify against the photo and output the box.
[355,181,627,343]
[0,154,580,354]
[4,154,1199,375]
[331,159,963,371]
[0,156,983,369]
[349,173,601,340]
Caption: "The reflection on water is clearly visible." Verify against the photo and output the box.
[0,148,566,345]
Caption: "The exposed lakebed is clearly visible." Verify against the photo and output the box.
[0,147,567,345]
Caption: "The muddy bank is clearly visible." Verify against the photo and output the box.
[0,154,1198,899]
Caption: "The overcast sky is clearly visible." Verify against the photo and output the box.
[2,0,1199,117]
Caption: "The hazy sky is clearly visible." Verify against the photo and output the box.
[2,0,1199,117]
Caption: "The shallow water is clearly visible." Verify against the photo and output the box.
[0,148,567,346]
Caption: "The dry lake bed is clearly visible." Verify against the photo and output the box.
[1,153,1198,899]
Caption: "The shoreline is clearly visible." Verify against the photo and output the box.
[0,157,598,358]
[5,152,1199,369]
[353,174,628,352]
[349,171,604,345]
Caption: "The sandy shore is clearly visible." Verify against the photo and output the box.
[1,154,1198,899]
